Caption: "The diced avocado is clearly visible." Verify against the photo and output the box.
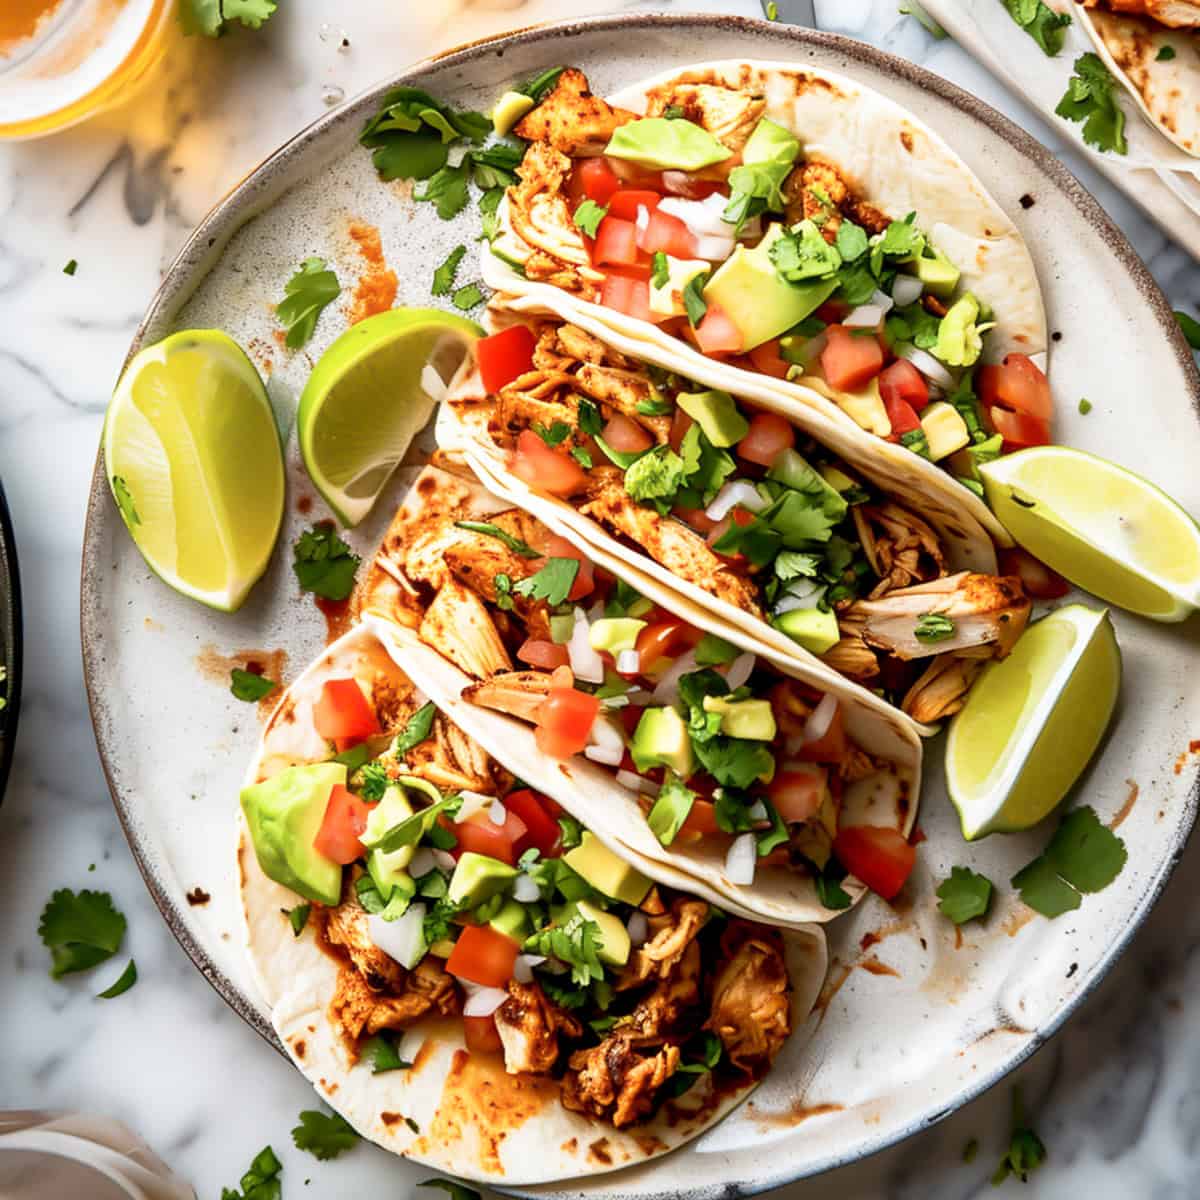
[920,401,971,462]
[489,898,530,943]
[705,225,838,351]
[550,611,575,644]
[913,246,960,299]
[241,763,345,907]
[650,255,709,318]
[742,117,800,168]
[676,390,749,448]
[393,775,444,808]
[492,90,535,136]
[576,899,631,967]
[701,695,778,741]
[606,117,732,171]
[768,449,848,520]
[447,851,518,908]
[589,617,648,656]
[564,832,652,906]
[429,936,458,958]
[362,785,416,900]
[934,292,984,368]
[806,375,891,437]
[819,464,858,495]
[630,706,695,778]
[773,607,841,656]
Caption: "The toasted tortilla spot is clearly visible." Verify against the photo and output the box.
[293,1038,306,1060]
[588,1137,612,1165]
[186,887,210,906]
[561,1137,578,1154]
[412,1037,437,1074]
[900,130,913,153]
[380,1111,402,1127]
[636,1134,668,1156]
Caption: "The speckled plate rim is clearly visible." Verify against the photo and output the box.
[79,14,1200,1192]
[0,479,22,805]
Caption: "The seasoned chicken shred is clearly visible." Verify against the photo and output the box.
[1083,0,1200,27]
[513,67,636,155]
[705,922,791,1073]
[495,980,583,1075]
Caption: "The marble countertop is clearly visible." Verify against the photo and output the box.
[3,2,1199,1197]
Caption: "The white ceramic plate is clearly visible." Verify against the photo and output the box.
[81,15,1200,1195]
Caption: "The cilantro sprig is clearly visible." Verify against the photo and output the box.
[992,1087,1047,1185]
[277,257,340,349]
[291,1108,360,1161]
[935,866,993,924]
[293,524,360,602]
[181,0,276,37]
[38,889,127,979]
[1012,806,1127,918]
[524,914,605,985]
[220,1145,282,1200]
[1055,54,1128,155]
[231,668,278,703]
[1002,0,1071,57]
[513,557,580,605]
[394,702,437,758]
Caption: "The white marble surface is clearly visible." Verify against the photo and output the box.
[2,2,1199,1197]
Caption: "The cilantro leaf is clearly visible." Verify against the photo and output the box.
[111,476,141,527]
[625,445,688,504]
[292,523,360,601]
[479,186,505,241]
[651,251,670,289]
[363,1033,412,1074]
[914,612,956,643]
[1055,54,1128,155]
[524,914,606,986]
[694,735,774,791]
[284,903,311,936]
[992,1087,1047,1185]
[577,398,603,437]
[421,1179,482,1200]
[276,257,340,350]
[774,550,821,582]
[39,889,126,979]
[834,220,869,263]
[394,702,437,758]
[812,857,852,909]
[1011,856,1080,918]
[1012,806,1126,917]
[97,958,137,999]
[1002,0,1072,57]
[63,259,78,276]
[358,762,390,801]
[423,897,465,945]
[231,668,278,703]
[181,0,276,36]
[221,1145,282,1200]
[1158,44,1177,61]
[574,199,608,237]
[755,797,789,856]
[1176,310,1200,350]
[452,282,486,311]
[519,66,566,103]
[415,162,471,220]
[771,219,841,282]
[333,744,371,772]
[646,773,698,846]
[360,87,487,182]
[513,557,580,605]
[454,520,540,558]
[221,0,277,30]
[557,814,584,850]
[432,245,467,296]
[291,1109,360,1161]
[683,272,710,327]
[533,421,571,447]
[677,424,735,506]
[935,866,993,924]
[469,141,525,189]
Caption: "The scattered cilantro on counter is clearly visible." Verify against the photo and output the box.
[292,523,360,602]
[277,257,341,349]
[292,1108,361,1161]
[97,958,138,999]
[1055,54,1128,155]
[1012,805,1127,918]
[63,259,78,276]
[221,1144,282,1200]
[452,282,487,311]
[231,668,278,703]
[1078,398,1093,415]
[181,0,277,37]
[432,245,467,296]
[39,888,127,979]
[1002,0,1071,56]
[992,1087,1047,1184]
[935,866,993,924]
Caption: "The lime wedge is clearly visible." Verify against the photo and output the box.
[103,329,284,612]
[946,605,1120,839]
[298,308,481,526]
[981,446,1200,621]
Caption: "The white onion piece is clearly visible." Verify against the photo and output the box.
[421,363,448,404]
[748,800,768,822]
[616,769,660,796]
[616,649,641,675]
[513,953,546,984]
[431,849,457,872]
[462,985,510,1016]
[513,873,541,903]
[626,688,654,707]
[775,580,825,615]
[725,833,758,885]
[652,648,699,706]
[658,193,730,236]
[568,607,605,684]
[844,303,885,329]
[803,692,839,746]
[870,288,895,315]
[408,847,435,879]
[722,651,756,692]
[692,233,736,262]
[705,480,767,522]
[635,203,651,238]
[897,344,955,389]
[585,717,625,767]
[891,274,924,306]
[488,798,507,826]
[368,904,426,969]
[626,912,649,946]
[455,790,493,824]
[603,694,630,710]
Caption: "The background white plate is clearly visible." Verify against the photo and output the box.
[80,15,1200,1194]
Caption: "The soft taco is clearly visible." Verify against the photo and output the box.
[237,623,827,1184]
[359,458,924,921]
[441,311,1032,727]
[1076,2,1200,157]
[481,59,1051,547]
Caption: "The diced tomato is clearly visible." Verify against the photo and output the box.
[878,359,930,413]
[987,404,1051,450]
[680,798,722,837]
[999,547,1070,600]
[517,638,570,670]
[601,413,654,457]
[544,533,595,601]
[798,701,847,764]
[636,618,700,675]
[768,768,828,825]
[882,394,921,439]
[463,1014,503,1054]
[453,808,528,866]
[446,924,520,988]
[505,788,563,857]
[637,209,697,258]
[593,216,641,267]
[312,678,378,752]
[668,407,694,451]
[313,784,372,865]
[833,825,916,901]
[738,411,795,466]
[475,325,536,394]
[574,157,620,206]
[510,429,590,497]
[673,505,718,535]
[747,339,791,381]
[600,274,656,324]
[607,189,662,221]
[978,353,1052,421]
[820,325,885,392]
[694,302,744,355]
[534,687,602,759]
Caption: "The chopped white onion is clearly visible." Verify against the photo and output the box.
[368,903,427,969]
[488,798,507,826]
[658,193,730,236]
[870,288,895,315]
[635,203,651,238]
[513,873,541,903]
[462,984,510,1017]
[891,274,924,307]
[803,692,839,746]
[603,694,630,710]
[568,607,605,684]
[616,769,660,796]
[705,480,767,522]
[725,833,758,885]
[626,912,649,946]
[616,649,641,675]
[455,790,493,824]
[585,717,626,767]
[692,233,736,261]
[774,580,825,615]
[896,343,955,389]
[652,648,699,706]
[748,800,768,822]
[513,953,546,984]
[626,688,654,707]
[421,363,448,404]
[722,651,756,692]
[431,849,457,872]
[844,303,885,329]
[408,847,435,879]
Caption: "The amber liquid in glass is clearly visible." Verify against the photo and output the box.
[0,0,65,56]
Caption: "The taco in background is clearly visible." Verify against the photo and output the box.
[360,459,924,921]
[482,59,1050,548]
[238,623,827,1183]
[441,313,1031,727]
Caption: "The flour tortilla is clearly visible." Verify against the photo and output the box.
[238,623,828,1185]
[483,57,1050,548]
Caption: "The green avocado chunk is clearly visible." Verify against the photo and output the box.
[630,706,695,778]
[701,695,778,741]
[489,898,530,942]
[564,832,652,906]
[676,389,750,448]
[913,246,960,298]
[773,607,841,655]
[605,117,732,171]
[365,785,416,902]
[577,899,631,966]
[241,763,345,907]
[448,851,518,908]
